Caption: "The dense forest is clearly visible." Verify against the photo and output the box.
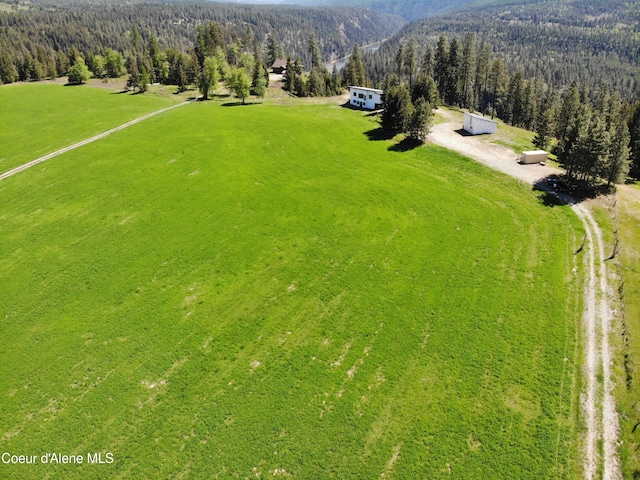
[364,0,640,101]
[0,0,402,83]
[206,0,483,22]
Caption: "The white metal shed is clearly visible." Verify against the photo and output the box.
[463,112,498,135]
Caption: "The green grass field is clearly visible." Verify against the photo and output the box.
[0,83,179,174]
[614,185,640,478]
[0,95,582,478]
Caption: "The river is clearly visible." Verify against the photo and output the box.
[324,40,383,72]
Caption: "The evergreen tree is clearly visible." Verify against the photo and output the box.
[412,72,438,107]
[433,34,449,95]
[381,84,413,133]
[0,51,19,84]
[330,64,340,95]
[408,97,433,142]
[343,45,366,87]
[604,120,631,186]
[556,83,581,141]
[421,45,434,77]
[488,57,507,119]
[126,54,140,91]
[309,33,322,70]
[506,68,526,126]
[395,43,404,78]
[460,33,475,109]
[444,37,462,106]
[404,39,417,90]
[629,102,640,179]
[474,41,491,113]
[251,60,268,98]
[138,65,150,92]
[533,88,558,150]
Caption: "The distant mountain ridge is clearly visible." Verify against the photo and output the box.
[204,0,483,21]
[365,0,640,100]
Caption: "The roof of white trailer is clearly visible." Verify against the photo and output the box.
[465,112,498,123]
[349,86,384,94]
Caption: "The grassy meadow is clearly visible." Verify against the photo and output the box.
[0,82,179,174]
[0,92,582,478]
[614,185,640,478]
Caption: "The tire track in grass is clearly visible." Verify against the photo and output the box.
[429,111,621,479]
[0,101,191,181]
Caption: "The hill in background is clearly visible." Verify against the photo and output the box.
[365,0,640,100]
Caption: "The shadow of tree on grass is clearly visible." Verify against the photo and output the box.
[388,137,423,152]
[532,174,615,207]
[364,127,395,141]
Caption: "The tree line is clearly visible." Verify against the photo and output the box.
[365,0,640,102]
[282,40,368,98]
[55,22,286,103]
[0,0,402,84]
[377,33,640,184]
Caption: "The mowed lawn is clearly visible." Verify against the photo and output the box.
[0,98,582,478]
[0,83,179,174]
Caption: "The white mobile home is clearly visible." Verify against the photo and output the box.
[463,112,498,135]
[349,86,383,110]
[520,150,548,164]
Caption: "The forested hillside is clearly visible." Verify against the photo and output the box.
[207,0,482,22]
[0,0,403,83]
[365,0,640,101]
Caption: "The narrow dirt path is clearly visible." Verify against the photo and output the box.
[0,101,190,181]
[429,109,621,480]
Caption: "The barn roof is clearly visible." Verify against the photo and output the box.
[271,59,287,69]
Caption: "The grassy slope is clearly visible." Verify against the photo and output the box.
[0,99,581,478]
[0,83,179,174]
[615,185,640,477]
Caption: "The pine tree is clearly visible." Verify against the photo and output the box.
[474,41,491,113]
[444,37,462,106]
[629,102,640,179]
[343,45,366,87]
[506,68,525,126]
[404,39,417,90]
[0,51,19,84]
[488,57,506,119]
[460,33,475,109]
[408,97,433,142]
[556,83,581,141]
[138,64,150,93]
[604,120,631,186]
[412,72,438,107]
[381,84,413,133]
[421,45,434,77]
[533,88,558,150]
[433,34,449,96]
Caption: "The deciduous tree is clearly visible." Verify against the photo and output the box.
[67,56,90,85]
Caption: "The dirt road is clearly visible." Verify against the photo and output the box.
[0,101,190,181]
[429,109,621,480]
